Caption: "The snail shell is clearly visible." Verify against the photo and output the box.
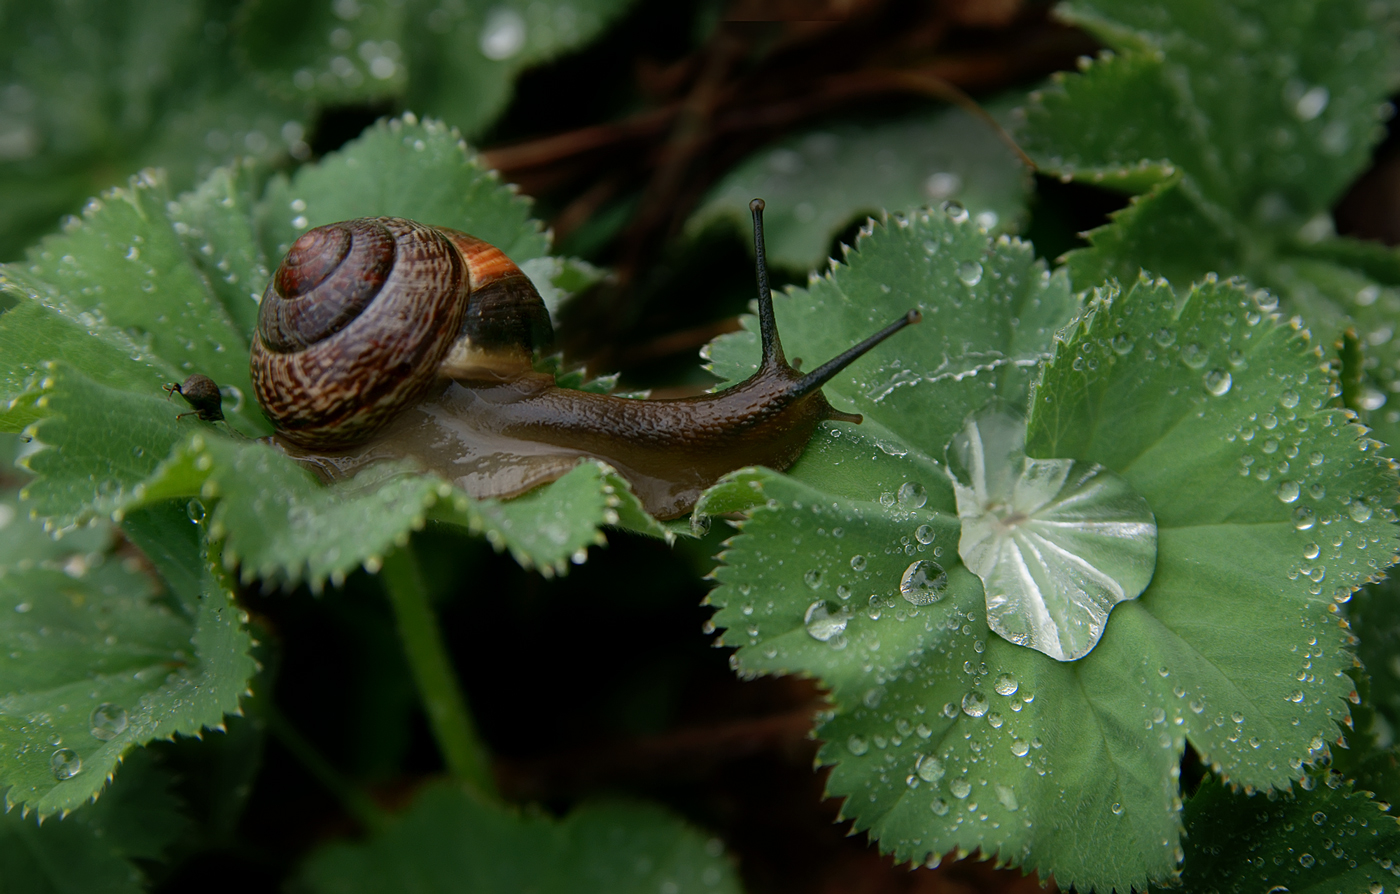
[251,217,549,449]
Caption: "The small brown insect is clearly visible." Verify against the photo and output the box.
[165,374,225,422]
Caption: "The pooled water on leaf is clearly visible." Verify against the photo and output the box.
[947,409,1158,661]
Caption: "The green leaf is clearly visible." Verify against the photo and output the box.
[1169,774,1400,893]
[691,105,1031,271]
[0,0,306,261]
[2,113,663,589]
[1024,0,1394,220]
[257,115,550,264]
[0,749,184,894]
[1350,577,1400,739]
[0,499,255,816]
[702,267,1398,888]
[0,169,269,436]
[19,366,188,529]
[1016,0,1400,447]
[297,783,743,894]
[238,0,637,138]
[704,207,1078,462]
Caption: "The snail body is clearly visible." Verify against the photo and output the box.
[251,202,918,519]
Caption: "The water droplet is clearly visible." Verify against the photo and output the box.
[995,783,1018,811]
[186,499,206,523]
[897,481,927,509]
[1181,343,1207,369]
[1348,500,1373,523]
[930,798,950,815]
[994,673,1019,696]
[900,560,948,605]
[50,748,81,780]
[1154,328,1176,347]
[479,7,526,60]
[1231,711,1245,723]
[804,569,823,589]
[1280,390,1300,409]
[850,554,866,571]
[1294,85,1329,121]
[918,756,945,783]
[961,690,988,718]
[1276,480,1300,503]
[915,524,936,545]
[1293,506,1316,530]
[89,703,127,741]
[1111,334,1134,355]
[986,712,1003,729]
[1311,810,1326,825]
[1298,852,1315,868]
[1203,369,1232,396]
[1011,739,1030,757]
[847,735,869,756]
[1289,689,1305,703]
[957,261,983,287]
[804,601,848,642]
[949,777,972,799]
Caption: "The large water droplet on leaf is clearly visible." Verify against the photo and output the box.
[804,601,849,641]
[947,409,1158,661]
[89,703,128,741]
[900,559,948,605]
[50,748,81,780]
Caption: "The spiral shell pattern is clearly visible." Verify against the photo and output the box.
[251,218,474,448]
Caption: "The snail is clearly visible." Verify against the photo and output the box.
[250,200,920,519]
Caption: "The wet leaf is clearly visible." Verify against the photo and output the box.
[704,206,1078,461]
[691,105,1031,271]
[0,748,185,893]
[0,115,661,588]
[0,0,306,261]
[238,0,637,137]
[256,115,550,263]
[0,169,269,437]
[1166,774,1400,894]
[702,254,1398,888]
[0,500,255,816]
[298,782,743,894]
[1016,0,1400,446]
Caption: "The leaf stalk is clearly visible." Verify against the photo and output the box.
[381,544,497,799]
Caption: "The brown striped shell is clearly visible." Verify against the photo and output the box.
[250,217,551,448]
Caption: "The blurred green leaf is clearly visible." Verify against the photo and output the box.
[238,0,637,137]
[1167,774,1400,893]
[0,0,306,261]
[691,104,1032,271]
[0,749,186,894]
[297,783,743,894]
